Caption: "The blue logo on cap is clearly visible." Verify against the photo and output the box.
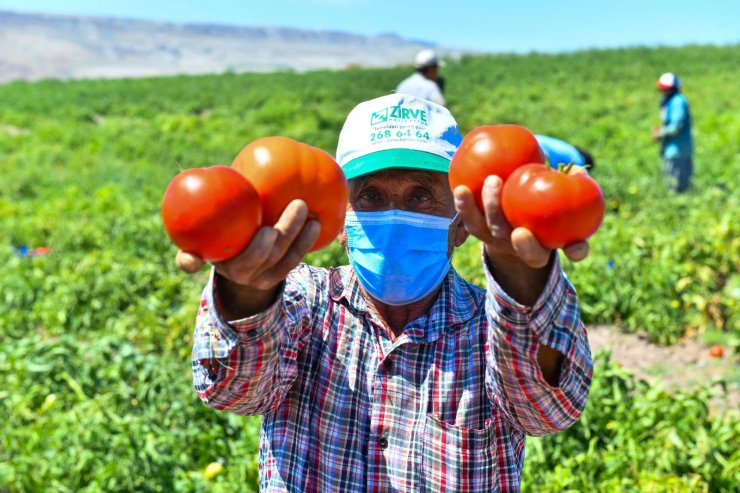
[370,108,389,126]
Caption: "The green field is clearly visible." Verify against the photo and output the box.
[1,44,738,492]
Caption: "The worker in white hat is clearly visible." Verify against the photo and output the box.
[395,49,447,106]
[652,72,694,193]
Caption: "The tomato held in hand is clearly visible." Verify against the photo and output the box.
[232,136,348,251]
[161,166,262,262]
[501,164,605,249]
[449,125,545,212]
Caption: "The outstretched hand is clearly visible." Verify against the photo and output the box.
[174,199,321,290]
[175,199,321,319]
[453,175,590,269]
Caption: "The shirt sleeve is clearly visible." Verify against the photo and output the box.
[483,250,593,436]
[660,96,688,138]
[191,264,324,416]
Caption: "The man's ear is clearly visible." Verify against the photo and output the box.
[338,228,348,248]
[454,219,469,247]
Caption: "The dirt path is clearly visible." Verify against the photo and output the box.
[587,325,739,414]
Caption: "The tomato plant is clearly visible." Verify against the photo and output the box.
[231,136,348,251]
[161,166,262,262]
[501,163,605,249]
[449,124,545,212]
[2,44,739,493]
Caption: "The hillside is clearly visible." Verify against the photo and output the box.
[0,10,461,83]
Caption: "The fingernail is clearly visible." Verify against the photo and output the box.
[485,175,501,189]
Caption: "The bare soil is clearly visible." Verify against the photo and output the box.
[587,325,739,415]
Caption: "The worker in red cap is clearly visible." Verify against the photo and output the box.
[652,72,694,193]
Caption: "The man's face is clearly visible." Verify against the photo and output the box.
[348,169,453,216]
[339,168,468,252]
[423,65,439,81]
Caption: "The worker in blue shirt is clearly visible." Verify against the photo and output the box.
[535,135,595,172]
[652,72,694,193]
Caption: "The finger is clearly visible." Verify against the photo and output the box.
[263,220,321,281]
[563,241,590,262]
[176,250,204,274]
[267,199,311,264]
[214,226,279,282]
[511,227,551,268]
[453,184,494,243]
[481,175,512,239]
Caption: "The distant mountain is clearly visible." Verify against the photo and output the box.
[0,10,463,83]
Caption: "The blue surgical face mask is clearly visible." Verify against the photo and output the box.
[344,209,457,306]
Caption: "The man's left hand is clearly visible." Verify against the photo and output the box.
[453,175,590,269]
[652,126,662,141]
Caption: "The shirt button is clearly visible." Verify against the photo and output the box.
[377,436,388,449]
[383,359,393,371]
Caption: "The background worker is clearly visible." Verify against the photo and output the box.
[535,134,595,171]
[396,49,446,106]
[652,72,694,193]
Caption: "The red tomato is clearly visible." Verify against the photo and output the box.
[161,166,262,262]
[501,163,605,249]
[231,136,348,251]
[708,344,725,358]
[449,125,545,212]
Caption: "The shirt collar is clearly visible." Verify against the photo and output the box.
[329,265,369,313]
[329,265,483,343]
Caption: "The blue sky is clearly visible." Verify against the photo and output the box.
[1,0,738,53]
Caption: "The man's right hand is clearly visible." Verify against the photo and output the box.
[175,199,321,319]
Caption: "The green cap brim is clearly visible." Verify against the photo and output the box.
[342,149,451,180]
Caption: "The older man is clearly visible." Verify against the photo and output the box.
[186,94,592,492]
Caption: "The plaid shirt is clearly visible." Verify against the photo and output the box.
[192,254,592,492]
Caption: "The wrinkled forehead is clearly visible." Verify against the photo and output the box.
[349,169,448,190]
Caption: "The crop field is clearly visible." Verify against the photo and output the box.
[1,44,738,492]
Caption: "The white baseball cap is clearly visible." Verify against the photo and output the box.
[414,49,445,69]
[336,93,462,180]
[656,72,681,90]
